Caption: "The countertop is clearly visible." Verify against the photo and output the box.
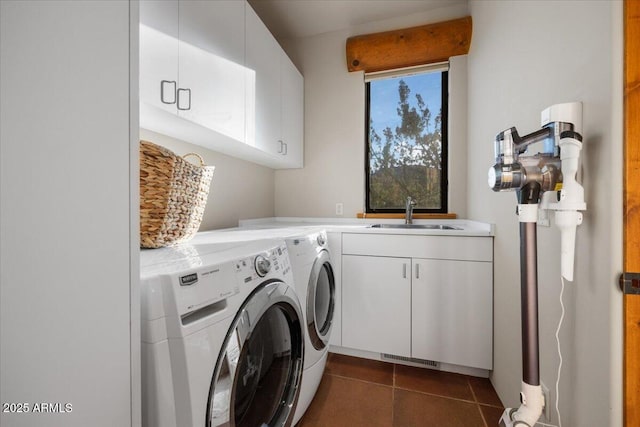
[237,217,495,237]
[140,217,494,277]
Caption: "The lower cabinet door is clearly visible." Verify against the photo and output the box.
[342,255,411,357]
[411,258,493,369]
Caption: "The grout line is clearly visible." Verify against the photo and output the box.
[468,377,479,403]
[326,359,506,421]
[467,379,491,427]
[393,362,396,387]
[478,402,506,409]
[477,402,489,427]
[393,384,482,406]
[391,363,396,425]
[467,377,504,409]
[325,372,394,389]
[326,369,505,408]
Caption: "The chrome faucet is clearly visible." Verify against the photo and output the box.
[405,196,416,224]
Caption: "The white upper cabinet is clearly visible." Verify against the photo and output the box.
[140,0,304,169]
[140,0,179,115]
[140,0,246,145]
[245,5,281,155]
[246,4,304,168]
[281,54,304,167]
[177,1,246,143]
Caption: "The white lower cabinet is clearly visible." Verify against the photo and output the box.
[342,255,411,357]
[412,258,493,370]
[341,233,493,370]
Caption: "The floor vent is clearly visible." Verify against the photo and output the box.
[381,353,440,368]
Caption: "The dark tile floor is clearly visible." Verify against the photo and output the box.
[297,353,505,427]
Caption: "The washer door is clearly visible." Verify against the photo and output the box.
[307,250,336,351]
[207,280,304,427]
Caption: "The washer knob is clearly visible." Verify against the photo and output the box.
[255,255,271,277]
[317,234,326,246]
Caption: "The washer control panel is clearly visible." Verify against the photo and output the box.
[235,245,291,286]
[174,261,238,317]
[254,255,271,277]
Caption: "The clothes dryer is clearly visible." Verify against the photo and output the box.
[141,240,304,427]
[285,231,336,425]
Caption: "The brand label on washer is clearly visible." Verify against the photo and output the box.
[179,273,198,286]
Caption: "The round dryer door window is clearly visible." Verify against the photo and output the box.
[307,250,335,350]
[207,281,304,427]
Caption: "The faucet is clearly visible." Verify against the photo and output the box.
[405,196,416,224]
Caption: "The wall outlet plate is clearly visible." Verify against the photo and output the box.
[541,381,551,422]
[335,203,343,216]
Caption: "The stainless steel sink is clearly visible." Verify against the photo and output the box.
[369,224,462,230]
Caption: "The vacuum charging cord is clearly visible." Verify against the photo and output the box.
[535,275,565,427]
[554,276,566,427]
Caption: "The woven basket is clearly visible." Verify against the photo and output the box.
[139,140,215,249]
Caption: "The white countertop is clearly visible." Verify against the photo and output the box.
[237,217,494,237]
[140,218,494,274]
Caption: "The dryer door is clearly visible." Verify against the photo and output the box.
[307,250,336,351]
[207,280,304,427]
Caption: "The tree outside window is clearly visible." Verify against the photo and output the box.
[366,71,448,212]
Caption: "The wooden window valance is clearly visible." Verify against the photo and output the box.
[346,16,472,73]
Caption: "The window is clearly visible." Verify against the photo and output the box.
[365,66,448,213]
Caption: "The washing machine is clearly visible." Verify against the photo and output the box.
[285,230,336,425]
[141,239,304,427]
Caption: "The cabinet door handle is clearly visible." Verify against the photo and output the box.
[403,263,407,279]
[177,88,191,111]
[416,264,420,279]
[277,140,283,153]
[160,80,176,104]
[283,142,288,155]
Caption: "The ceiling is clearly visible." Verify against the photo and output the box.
[247,0,467,40]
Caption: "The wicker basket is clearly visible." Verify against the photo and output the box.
[139,140,215,249]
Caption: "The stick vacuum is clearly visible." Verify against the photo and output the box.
[488,102,586,427]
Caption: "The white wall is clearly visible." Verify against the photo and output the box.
[275,3,470,218]
[0,2,137,426]
[140,129,275,230]
[263,2,625,425]
[467,1,623,426]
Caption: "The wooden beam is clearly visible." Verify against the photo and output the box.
[624,0,640,425]
[346,17,472,73]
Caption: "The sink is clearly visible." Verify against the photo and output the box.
[369,224,462,230]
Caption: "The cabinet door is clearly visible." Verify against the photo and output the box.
[342,255,411,357]
[139,0,179,115]
[281,53,304,168]
[412,259,493,369]
[177,1,246,143]
[245,4,282,155]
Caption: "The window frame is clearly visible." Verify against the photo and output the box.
[364,70,449,214]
